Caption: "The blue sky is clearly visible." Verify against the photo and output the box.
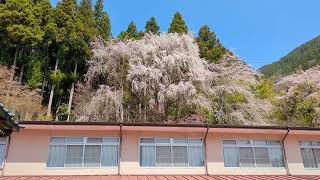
[51,0,320,69]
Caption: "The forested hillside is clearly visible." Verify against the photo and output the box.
[0,0,227,122]
[259,35,320,77]
[1,0,319,127]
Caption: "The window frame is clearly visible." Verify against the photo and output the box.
[139,137,204,168]
[47,136,120,168]
[299,141,320,169]
[222,139,284,168]
[0,137,8,169]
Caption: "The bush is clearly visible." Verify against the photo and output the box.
[253,79,276,99]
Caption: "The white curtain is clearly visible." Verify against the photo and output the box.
[239,147,254,167]
[0,144,5,167]
[254,147,270,167]
[269,147,284,167]
[188,146,204,167]
[47,145,66,167]
[65,145,83,167]
[172,146,188,167]
[156,146,171,167]
[101,145,119,166]
[301,148,317,168]
[84,145,101,167]
[224,147,239,167]
[140,145,155,167]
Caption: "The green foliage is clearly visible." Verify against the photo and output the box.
[225,91,247,104]
[117,21,144,40]
[253,79,276,99]
[50,70,66,86]
[94,0,111,40]
[168,12,188,34]
[211,90,248,124]
[260,35,320,77]
[145,17,160,34]
[56,103,69,121]
[196,25,227,63]
[79,0,96,41]
[26,58,43,89]
[0,0,44,46]
[272,83,320,126]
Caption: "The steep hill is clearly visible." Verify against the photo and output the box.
[259,35,320,77]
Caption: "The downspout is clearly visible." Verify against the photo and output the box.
[281,128,290,176]
[118,124,123,176]
[2,135,11,176]
[203,126,209,176]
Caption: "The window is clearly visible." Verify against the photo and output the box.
[223,140,284,168]
[0,137,7,168]
[47,137,119,168]
[299,141,320,168]
[140,138,204,167]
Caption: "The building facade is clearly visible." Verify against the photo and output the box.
[1,121,320,177]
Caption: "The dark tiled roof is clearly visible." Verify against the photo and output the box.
[0,102,19,135]
[0,176,319,180]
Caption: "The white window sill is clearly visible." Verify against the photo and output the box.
[139,166,204,169]
[46,166,118,169]
[224,167,286,169]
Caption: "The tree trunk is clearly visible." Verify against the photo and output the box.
[67,62,77,121]
[55,98,61,121]
[47,58,59,117]
[41,57,49,98]
[18,64,24,84]
[10,47,20,81]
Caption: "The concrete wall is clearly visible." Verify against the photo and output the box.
[2,125,320,176]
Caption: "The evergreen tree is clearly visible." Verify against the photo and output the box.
[94,0,111,40]
[118,21,144,40]
[79,0,96,41]
[196,25,226,63]
[0,0,44,80]
[168,12,188,34]
[145,16,160,34]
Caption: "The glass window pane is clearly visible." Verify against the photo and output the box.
[254,147,270,167]
[50,137,66,144]
[84,145,101,167]
[103,138,119,143]
[47,145,66,167]
[0,144,5,167]
[300,141,312,146]
[156,146,171,167]
[188,146,204,167]
[301,148,317,168]
[253,140,267,145]
[87,138,102,144]
[268,141,281,146]
[174,139,188,144]
[223,140,236,145]
[67,137,83,144]
[172,146,188,167]
[269,148,284,167]
[156,139,170,144]
[238,140,250,145]
[189,139,202,144]
[239,147,254,167]
[314,148,320,167]
[224,147,239,167]
[140,145,155,167]
[102,145,119,166]
[0,137,6,144]
[65,145,83,167]
[140,138,154,144]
